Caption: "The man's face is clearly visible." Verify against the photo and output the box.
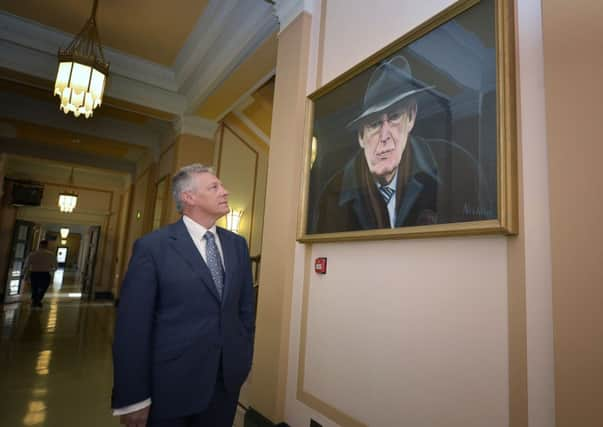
[183,172,230,219]
[358,101,417,185]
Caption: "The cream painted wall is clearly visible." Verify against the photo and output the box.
[217,127,256,245]
[112,191,131,297]
[542,1,603,426]
[159,145,175,181]
[94,193,120,293]
[303,238,509,426]
[515,1,556,426]
[249,13,311,421]
[264,1,555,427]
[217,122,269,256]
[118,134,217,292]
[167,134,215,223]
[120,167,153,281]
[37,184,112,214]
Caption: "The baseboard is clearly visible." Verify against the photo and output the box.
[94,291,114,301]
[244,407,290,427]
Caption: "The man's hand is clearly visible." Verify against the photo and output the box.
[119,406,150,427]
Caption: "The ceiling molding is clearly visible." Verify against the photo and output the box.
[272,0,317,32]
[0,91,163,155]
[174,0,239,86]
[176,115,218,139]
[0,138,136,174]
[0,36,187,116]
[5,154,129,189]
[0,4,277,116]
[0,12,179,91]
[232,110,270,146]
[181,2,278,112]
[215,68,276,122]
[17,206,113,225]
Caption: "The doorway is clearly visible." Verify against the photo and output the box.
[2,220,36,303]
[80,225,101,302]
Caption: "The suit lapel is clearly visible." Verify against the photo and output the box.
[216,227,235,306]
[168,219,221,303]
[395,177,423,227]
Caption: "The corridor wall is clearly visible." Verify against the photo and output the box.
[252,1,555,426]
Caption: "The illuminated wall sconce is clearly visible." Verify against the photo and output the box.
[59,228,70,239]
[226,209,244,234]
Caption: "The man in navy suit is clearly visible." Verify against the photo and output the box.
[112,164,255,427]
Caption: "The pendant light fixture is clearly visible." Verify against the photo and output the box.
[58,168,78,213]
[54,0,109,118]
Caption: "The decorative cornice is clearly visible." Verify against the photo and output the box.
[0,138,135,174]
[0,12,178,91]
[181,1,278,112]
[214,68,276,121]
[233,110,270,146]
[0,29,187,116]
[174,0,240,87]
[0,91,164,153]
[0,4,278,115]
[176,115,218,139]
[272,0,316,33]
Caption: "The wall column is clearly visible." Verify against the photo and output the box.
[542,1,603,426]
[249,4,313,422]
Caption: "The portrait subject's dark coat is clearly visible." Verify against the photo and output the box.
[311,136,490,234]
[312,137,440,233]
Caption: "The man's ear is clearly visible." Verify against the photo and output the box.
[181,190,193,205]
[357,130,365,148]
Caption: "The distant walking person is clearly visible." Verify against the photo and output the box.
[23,240,57,308]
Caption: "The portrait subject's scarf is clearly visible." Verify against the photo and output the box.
[357,143,413,228]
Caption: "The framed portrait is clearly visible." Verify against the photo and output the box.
[297,0,517,243]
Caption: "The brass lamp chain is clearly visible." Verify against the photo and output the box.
[59,0,109,73]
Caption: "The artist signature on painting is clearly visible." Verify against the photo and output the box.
[463,202,494,218]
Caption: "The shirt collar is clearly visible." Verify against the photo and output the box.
[182,215,217,241]
[375,169,398,191]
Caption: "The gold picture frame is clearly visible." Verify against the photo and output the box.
[297,0,517,243]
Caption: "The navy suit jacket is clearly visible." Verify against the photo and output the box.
[111,219,255,419]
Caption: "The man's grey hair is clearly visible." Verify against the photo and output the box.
[171,163,215,213]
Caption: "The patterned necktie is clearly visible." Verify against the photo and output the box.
[204,231,224,299]
[379,185,395,204]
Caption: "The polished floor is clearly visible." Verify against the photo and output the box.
[0,270,119,426]
[0,271,247,427]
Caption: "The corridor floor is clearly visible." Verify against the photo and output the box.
[0,269,120,426]
[0,297,119,426]
[0,271,247,427]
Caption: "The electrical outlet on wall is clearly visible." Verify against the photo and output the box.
[310,419,322,427]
